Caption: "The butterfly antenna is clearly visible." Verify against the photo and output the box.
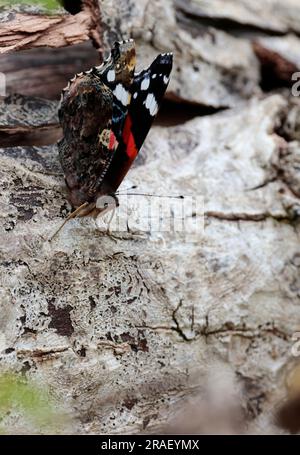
[116,192,184,199]
[115,185,137,194]
[49,202,89,242]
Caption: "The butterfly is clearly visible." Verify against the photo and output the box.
[53,39,173,237]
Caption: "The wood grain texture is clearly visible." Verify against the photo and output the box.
[0,2,101,54]
[0,42,100,100]
[1,94,300,434]
[1,0,300,436]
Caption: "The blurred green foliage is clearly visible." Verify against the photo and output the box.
[0,0,62,11]
[0,373,70,434]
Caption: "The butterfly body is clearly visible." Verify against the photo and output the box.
[58,39,173,218]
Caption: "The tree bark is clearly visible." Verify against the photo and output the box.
[0,4,95,53]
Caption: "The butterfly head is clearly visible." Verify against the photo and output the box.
[113,40,136,72]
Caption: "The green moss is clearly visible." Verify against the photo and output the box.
[0,373,70,434]
[0,1,62,11]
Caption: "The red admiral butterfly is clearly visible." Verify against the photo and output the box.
[53,39,173,237]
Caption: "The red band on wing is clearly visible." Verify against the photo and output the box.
[109,130,118,151]
[122,115,138,160]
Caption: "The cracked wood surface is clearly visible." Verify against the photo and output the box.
[1,0,300,435]
[0,93,300,434]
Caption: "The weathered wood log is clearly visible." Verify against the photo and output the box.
[0,0,300,435]
[1,92,300,433]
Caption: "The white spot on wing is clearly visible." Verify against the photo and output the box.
[144,93,158,116]
[107,69,115,82]
[141,77,150,90]
[152,74,157,79]
[133,92,138,99]
[113,83,130,106]
[163,75,169,84]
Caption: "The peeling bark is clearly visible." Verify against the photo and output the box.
[0,10,89,53]
[0,1,101,54]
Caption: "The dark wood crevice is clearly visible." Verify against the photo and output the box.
[253,41,299,91]
[155,99,226,127]
[61,0,83,15]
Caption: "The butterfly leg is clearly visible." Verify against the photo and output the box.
[93,204,119,242]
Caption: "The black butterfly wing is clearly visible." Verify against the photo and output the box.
[103,52,173,192]
[129,52,173,150]
[98,39,136,145]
